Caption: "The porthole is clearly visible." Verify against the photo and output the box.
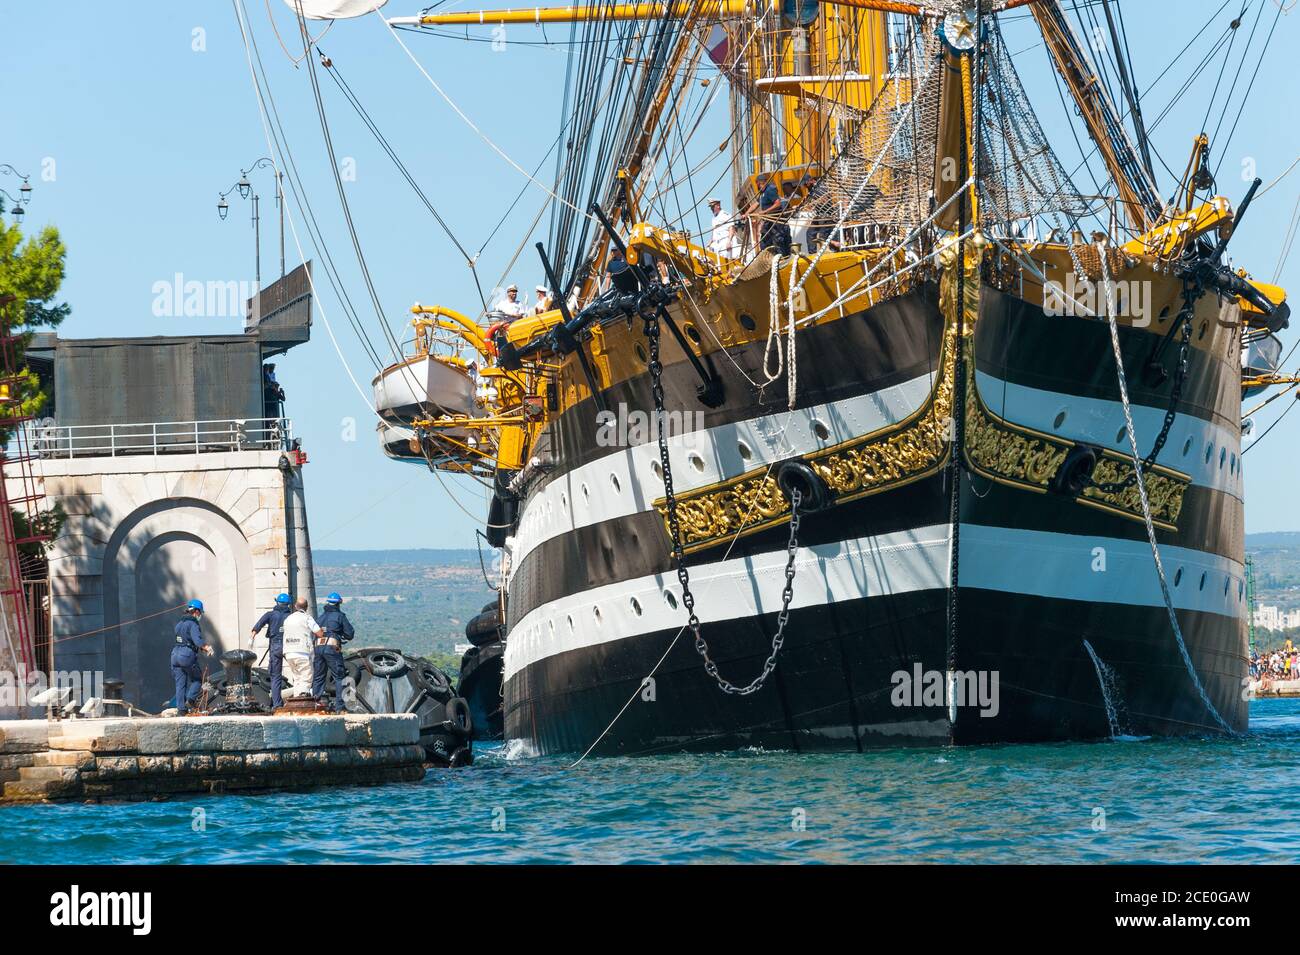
[1115,426,1127,445]
[1219,447,1226,470]
[560,492,568,511]
[1198,571,1206,592]
[1182,436,1193,456]
[635,342,648,364]
[812,419,830,442]
[581,482,591,501]
[1204,442,1214,464]
[1174,567,1183,587]
[739,313,757,331]
[630,596,643,617]
[1230,453,1237,474]
[1159,304,1171,321]
[664,589,678,609]
[1053,410,1067,430]
[548,619,555,636]
[688,451,706,472]
[738,439,753,461]
[609,473,621,494]
[1224,577,1231,596]
[593,605,603,626]
[685,323,702,345]
[650,460,663,481]
[1198,321,1208,341]
[1239,581,1245,600]
[566,614,575,633]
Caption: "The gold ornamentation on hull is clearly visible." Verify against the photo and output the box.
[654,241,1190,553]
[654,324,958,553]
[961,346,1189,531]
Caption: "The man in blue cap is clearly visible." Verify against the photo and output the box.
[250,593,293,709]
[312,592,355,712]
[171,599,212,715]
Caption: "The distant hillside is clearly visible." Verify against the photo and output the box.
[314,548,481,567]
[1245,532,1300,550]
[311,548,496,677]
[1246,533,1300,615]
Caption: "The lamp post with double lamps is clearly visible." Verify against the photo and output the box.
[0,164,32,222]
[217,157,284,289]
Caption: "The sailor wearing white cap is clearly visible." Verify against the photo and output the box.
[707,197,740,259]
[533,284,552,315]
[498,283,525,319]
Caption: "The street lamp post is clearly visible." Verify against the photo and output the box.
[217,157,285,288]
[0,164,33,220]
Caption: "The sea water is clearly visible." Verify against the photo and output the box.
[4,698,1299,864]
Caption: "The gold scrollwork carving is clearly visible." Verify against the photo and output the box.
[961,339,1189,530]
[653,238,1189,553]
[654,324,958,553]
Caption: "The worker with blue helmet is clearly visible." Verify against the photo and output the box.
[312,592,355,712]
[250,592,293,709]
[171,599,212,714]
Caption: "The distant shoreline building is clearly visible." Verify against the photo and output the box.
[1253,604,1300,633]
[4,265,316,712]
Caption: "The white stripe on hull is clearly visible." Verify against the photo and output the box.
[974,370,1244,501]
[510,372,937,567]
[509,371,1242,576]
[503,524,1246,679]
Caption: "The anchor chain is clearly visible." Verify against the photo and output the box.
[645,307,801,696]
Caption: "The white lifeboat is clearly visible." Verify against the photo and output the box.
[372,354,479,424]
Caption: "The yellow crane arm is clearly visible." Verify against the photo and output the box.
[411,304,490,355]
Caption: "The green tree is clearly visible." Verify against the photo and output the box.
[0,195,70,554]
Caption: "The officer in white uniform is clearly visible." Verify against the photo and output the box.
[707,197,739,259]
[497,284,526,319]
[533,284,551,315]
[280,597,324,701]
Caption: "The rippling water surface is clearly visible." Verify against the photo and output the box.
[5,699,1300,864]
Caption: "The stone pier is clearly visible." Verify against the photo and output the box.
[0,713,424,804]
[30,448,314,712]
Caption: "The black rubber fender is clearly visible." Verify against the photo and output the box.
[363,649,407,678]
[1052,444,1099,497]
[465,608,502,647]
[776,459,832,512]
[412,659,451,694]
[443,696,474,737]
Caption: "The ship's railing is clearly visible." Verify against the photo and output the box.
[21,417,293,459]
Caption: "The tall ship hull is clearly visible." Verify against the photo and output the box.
[502,249,1249,755]
[313,0,1291,755]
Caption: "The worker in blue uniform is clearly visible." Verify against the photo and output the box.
[312,592,355,712]
[171,599,212,715]
[250,593,293,709]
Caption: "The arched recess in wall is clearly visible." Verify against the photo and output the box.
[101,497,254,709]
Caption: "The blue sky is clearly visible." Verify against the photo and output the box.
[2,0,1298,549]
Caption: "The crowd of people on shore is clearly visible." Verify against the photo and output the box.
[1249,640,1300,683]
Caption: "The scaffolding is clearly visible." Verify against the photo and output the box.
[0,293,50,675]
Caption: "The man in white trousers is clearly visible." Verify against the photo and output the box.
[280,597,324,702]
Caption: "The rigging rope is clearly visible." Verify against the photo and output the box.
[1094,242,1234,734]
[380,10,595,218]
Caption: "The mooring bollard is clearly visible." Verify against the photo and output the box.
[220,649,262,713]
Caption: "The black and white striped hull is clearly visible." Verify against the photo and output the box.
[501,284,1248,755]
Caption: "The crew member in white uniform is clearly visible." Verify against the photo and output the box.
[497,284,526,319]
[281,597,324,701]
[533,284,552,315]
[706,197,740,259]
